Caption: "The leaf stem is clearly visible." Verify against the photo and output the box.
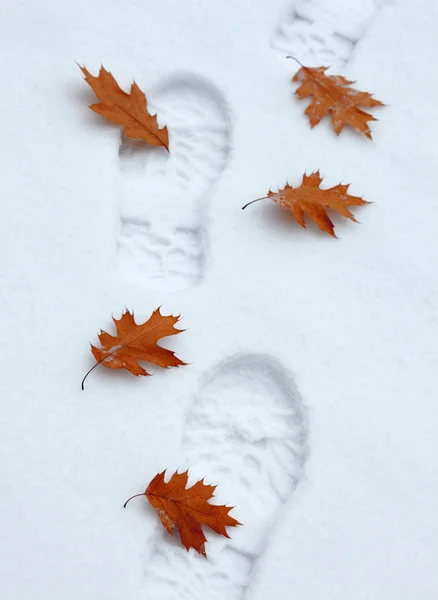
[81,355,106,390]
[124,493,145,508]
[286,55,304,68]
[242,196,269,210]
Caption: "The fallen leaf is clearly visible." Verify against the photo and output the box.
[242,171,369,237]
[292,64,384,138]
[79,65,169,149]
[81,308,185,389]
[124,470,241,557]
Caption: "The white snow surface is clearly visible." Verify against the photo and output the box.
[1,0,438,598]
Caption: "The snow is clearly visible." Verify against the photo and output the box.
[1,0,437,598]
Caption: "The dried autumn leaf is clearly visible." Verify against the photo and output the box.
[124,470,241,557]
[81,308,185,389]
[79,65,169,149]
[292,64,384,139]
[242,171,369,237]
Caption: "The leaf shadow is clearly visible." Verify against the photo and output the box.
[251,200,369,240]
[81,361,136,391]
[154,524,184,550]
[151,523,209,560]
[254,201,326,240]
[81,355,186,393]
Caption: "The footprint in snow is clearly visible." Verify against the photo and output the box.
[271,0,392,68]
[116,74,231,291]
[143,353,308,600]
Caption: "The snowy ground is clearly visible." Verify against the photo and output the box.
[1,0,438,598]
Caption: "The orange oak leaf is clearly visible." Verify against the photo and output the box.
[79,65,169,149]
[124,470,241,558]
[81,308,185,389]
[242,171,369,237]
[292,63,384,139]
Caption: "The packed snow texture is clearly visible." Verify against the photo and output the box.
[0,0,437,599]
